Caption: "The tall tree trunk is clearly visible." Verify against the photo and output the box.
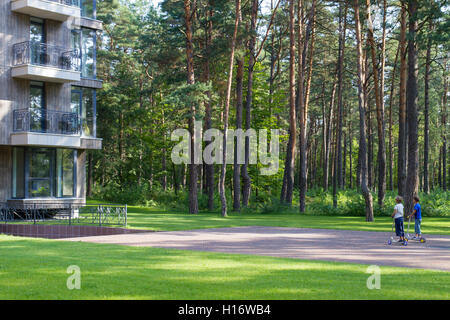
[442,63,448,190]
[282,0,297,205]
[367,104,373,190]
[404,0,419,217]
[438,147,442,188]
[321,81,328,190]
[334,2,346,208]
[398,1,408,197]
[388,45,399,191]
[219,0,241,217]
[173,162,179,195]
[233,57,244,211]
[325,81,337,190]
[297,0,306,211]
[336,3,347,191]
[423,22,432,194]
[204,2,215,210]
[349,114,353,189]
[182,163,187,189]
[184,0,199,214]
[242,0,258,207]
[365,0,386,206]
[343,126,347,187]
[162,110,167,191]
[313,123,318,186]
[298,0,316,212]
[353,0,374,222]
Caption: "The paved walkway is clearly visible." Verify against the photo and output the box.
[63,226,450,271]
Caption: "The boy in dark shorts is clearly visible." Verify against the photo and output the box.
[392,196,405,242]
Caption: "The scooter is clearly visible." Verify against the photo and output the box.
[387,220,408,246]
[405,215,426,243]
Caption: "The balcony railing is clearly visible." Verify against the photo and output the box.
[13,109,79,135]
[50,0,81,7]
[13,41,80,72]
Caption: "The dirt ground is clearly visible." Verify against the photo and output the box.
[63,226,450,271]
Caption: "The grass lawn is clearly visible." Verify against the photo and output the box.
[123,205,450,235]
[0,234,448,300]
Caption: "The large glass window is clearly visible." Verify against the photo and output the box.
[81,28,95,78]
[72,28,96,78]
[71,29,81,72]
[56,149,75,197]
[12,147,77,199]
[30,81,45,132]
[12,148,25,198]
[30,18,45,43]
[80,0,95,19]
[30,18,45,65]
[71,86,95,137]
[29,148,53,198]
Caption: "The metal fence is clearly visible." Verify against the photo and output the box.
[0,203,127,227]
[13,41,80,72]
[13,108,79,135]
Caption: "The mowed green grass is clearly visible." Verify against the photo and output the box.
[124,206,450,235]
[0,235,448,300]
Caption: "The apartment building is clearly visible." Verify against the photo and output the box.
[0,0,103,207]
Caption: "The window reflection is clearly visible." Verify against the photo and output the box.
[81,0,95,19]
[57,149,75,197]
[71,86,95,137]
[72,28,96,79]
[82,28,95,78]
[12,147,77,199]
[30,82,45,132]
[29,148,52,197]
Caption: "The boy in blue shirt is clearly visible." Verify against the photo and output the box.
[409,196,422,239]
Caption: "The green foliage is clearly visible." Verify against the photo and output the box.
[93,182,449,217]
[92,0,449,217]
[303,189,450,217]
[92,181,152,205]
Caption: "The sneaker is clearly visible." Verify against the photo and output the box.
[412,236,417,240]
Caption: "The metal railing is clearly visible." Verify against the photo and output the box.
[0,203,127,227]
[13,108,79,135]
[13,41,80,72]
[55,0,81,7]
[11,0,80,5]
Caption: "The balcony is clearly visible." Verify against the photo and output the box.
[13,108,79,135]
[11,108,81,148]
[11,0,81,22]
[11,108,102,149]
[12,41,81,83]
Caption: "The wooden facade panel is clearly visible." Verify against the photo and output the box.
[46,82,71,112]
[1,4,29,145]
[73,78,103,89]
[79,17,103,31]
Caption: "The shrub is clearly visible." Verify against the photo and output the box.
[91,182,449,217]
